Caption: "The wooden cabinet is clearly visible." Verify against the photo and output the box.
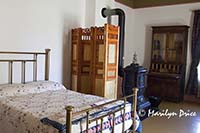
[146,26,189,102]
[71,24,119,99]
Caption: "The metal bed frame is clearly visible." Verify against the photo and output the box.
[66,88,138,133]
[0,49,50,83]
[0,49,138,133]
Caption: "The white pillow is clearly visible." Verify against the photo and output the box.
[0,81,65,98]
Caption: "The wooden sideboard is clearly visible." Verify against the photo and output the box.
[146,26,189,102]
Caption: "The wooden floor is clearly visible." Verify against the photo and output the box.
[142,101,200,133]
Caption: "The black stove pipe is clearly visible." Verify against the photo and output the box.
[101,8,125,77]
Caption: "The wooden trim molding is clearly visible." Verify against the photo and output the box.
[115,0,134,8]
[115,0,200,9]
[184,94,200,104]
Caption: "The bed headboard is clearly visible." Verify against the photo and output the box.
[0,49,50,84]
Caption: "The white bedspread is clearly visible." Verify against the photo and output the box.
[0,81,139,133]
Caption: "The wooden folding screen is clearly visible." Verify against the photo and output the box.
[71,24,119,99]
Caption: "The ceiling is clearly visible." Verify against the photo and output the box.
[115,0,200,9]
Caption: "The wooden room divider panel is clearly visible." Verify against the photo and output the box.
[71,24,119,99]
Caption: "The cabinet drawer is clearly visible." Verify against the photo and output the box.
[147,75,182,102]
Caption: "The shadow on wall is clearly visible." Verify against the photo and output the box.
[62,29,71,88]
[62,17,81,88]
[143,25,152,69]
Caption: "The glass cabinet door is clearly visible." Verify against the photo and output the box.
[152,33,167,62]
[167,33,184,63]
[152,32,184,63]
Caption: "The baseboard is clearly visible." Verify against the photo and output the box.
[184,94,200,104]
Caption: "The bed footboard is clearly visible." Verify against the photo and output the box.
[66,88,138,133]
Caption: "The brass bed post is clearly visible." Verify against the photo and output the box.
[66,106,73,133]
[86,111,89,133]
[112,113,115,133]
[8,61,13,84]
[122,98,126,132]
[101,118,103,133]
[45,49,50,80]
[33,54,38,81]
[132,88,138,133]
[21,61,26,84]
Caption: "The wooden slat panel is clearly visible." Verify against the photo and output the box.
[104,24,119,99]
[71,24,119,98]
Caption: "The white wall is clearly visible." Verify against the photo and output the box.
[131,3,200,83]
[84,0,115,27]
[4,1,197,88]
[95,0,115,26]
[0,0,134,87]
[85,0,96,27]
[0,0,85,86]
